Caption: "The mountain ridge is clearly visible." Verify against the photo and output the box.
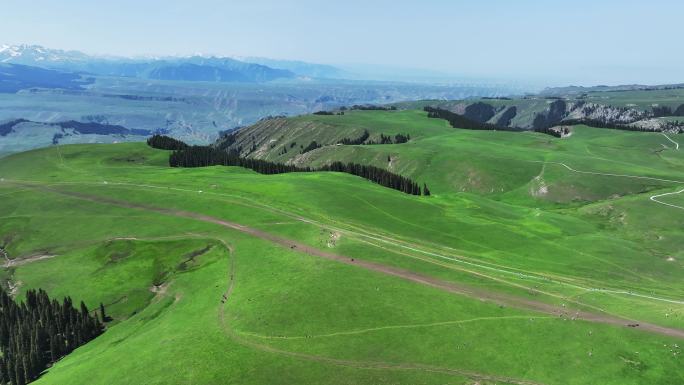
[0,44,343,82]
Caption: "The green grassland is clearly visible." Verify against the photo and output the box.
[234,110,684,204]
[0,109,683,384]
[577,88,684,109]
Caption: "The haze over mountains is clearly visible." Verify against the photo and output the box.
[3,1,684,384]
[2,43,682,159]
[0,44,530,85]
[0,44,303,82]
[0,44,529,157]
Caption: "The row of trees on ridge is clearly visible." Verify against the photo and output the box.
[160,138,430,195]
[337,130,410,145]
[147,135,189,150]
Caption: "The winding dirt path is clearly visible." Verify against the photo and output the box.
[538,161,684,185]
[14,177,679,305]
[568,161,684,213]
[238,315,554,340]
[536,160,684,214]
[15,182,684,340]
[650,189,684,211]
[662,133,680,150]
[3,254,56,268]
[217,238,547,385]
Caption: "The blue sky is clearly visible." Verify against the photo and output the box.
[3,0,683,85]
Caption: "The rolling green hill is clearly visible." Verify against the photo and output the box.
[394,87,684,131]
[0,107,683,384]
[218,109,684,204]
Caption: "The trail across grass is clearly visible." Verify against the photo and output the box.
[0,120,683,384]
[662,133,680,150]
[10,180,684,339]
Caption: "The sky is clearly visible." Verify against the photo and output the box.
[2,0,683,86]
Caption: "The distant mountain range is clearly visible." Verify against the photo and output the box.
[0,44,343,83]
[0,63,94,93]
[0,43,537,158]
[541,83,684,96]
[238,57,347,79]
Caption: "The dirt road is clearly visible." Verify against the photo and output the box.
[662,133,680,150]
[3,254,56,268]
[217,236,547,385]
[650,188,684,211]
[16,182,684,340]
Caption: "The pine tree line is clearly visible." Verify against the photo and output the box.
[424,106,519,132]
[366,133,411,145]
[338,130,370,145]
[300,141,322,154]
[166,145,430,195]
[533,127,567,138]
[319,162,422,195]
[342,105,398,111]
[147,135,189,151]
[313,111,345,116]
[337,130,410,145]
[169,146,310,174]
[0,287,104,385]
[426,105,563,137]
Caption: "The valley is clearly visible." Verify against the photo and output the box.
[0,44,522,158]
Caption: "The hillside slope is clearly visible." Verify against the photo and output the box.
[217,109,684,205]
[397,88,684,132]
[0,134,682,384]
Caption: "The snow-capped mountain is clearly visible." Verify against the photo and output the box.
[0,44,297,83]
[0,44,92,65]
[0,44,346,81]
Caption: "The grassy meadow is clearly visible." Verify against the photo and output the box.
[0,109,683,384]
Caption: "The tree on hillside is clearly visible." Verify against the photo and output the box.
[338,130,369,145]
[158,138,426,196]
[301,141,321,154]
[0,287,104,384]
[100,303,108,322]
[146,135,188,151]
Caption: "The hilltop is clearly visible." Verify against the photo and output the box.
[214,100,682,202]
[395,87,684,132]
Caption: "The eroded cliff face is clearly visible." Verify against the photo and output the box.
[451,99,682,132]
[564,102,647,124]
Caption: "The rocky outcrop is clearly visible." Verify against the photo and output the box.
[495,106,517,127]
[675,104,684,116]
[533,100,568,130]
[464,102,496,123]
[565,102,646,124]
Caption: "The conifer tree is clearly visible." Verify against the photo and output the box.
[160,140,424,196]
[0,287,104,384]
